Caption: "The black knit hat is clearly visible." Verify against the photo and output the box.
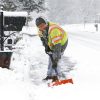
[35,17,46,26]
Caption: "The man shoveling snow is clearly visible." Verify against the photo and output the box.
[35,17,68,83]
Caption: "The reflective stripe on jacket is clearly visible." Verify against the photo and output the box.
[48,22,68,50]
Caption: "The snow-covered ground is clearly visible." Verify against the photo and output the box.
[0,24,100,100]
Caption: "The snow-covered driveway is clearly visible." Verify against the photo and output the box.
[0,26,100,100]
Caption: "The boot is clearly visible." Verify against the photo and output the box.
[52,76,59,82]
[43,76,52,81]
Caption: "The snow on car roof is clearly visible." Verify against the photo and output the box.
[3,11,28,17]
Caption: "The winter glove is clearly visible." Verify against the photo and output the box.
[45,46,52,54]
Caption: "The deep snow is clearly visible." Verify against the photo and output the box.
[0,24,100,100]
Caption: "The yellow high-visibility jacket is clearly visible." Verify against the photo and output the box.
[48,22,68,50]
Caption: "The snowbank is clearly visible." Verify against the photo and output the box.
[63,23,100,33]
[21,26,38,35]
[3,11,28,17]
[0,67,33,100]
